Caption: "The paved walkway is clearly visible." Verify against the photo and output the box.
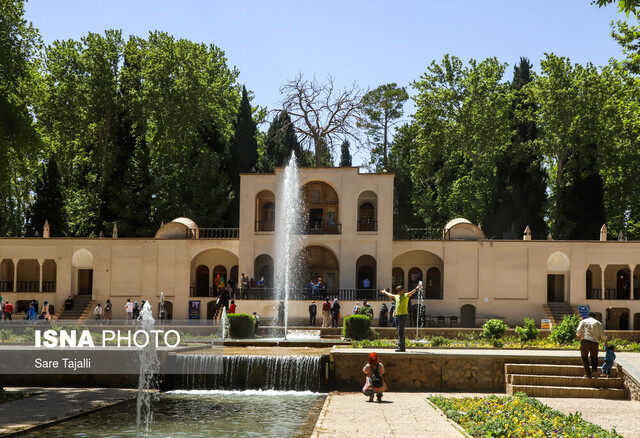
[312,391,640,437]
[0,387,137,436]
[311,392,466,437]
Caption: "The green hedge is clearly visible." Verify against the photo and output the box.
[343,315,371,340]
[228,313,255,338]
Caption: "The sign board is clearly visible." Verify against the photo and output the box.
[578,305,590,319]
[189,300,201,320]
[541,319,552,330]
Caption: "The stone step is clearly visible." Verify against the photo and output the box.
[505,364,616,377]
[507,374,624,388]
[506,383,628,399]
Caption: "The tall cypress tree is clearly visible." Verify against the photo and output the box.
[339,140,352,166]
[259,111,307,172]
[29,156,64,236]
[485,57,547,239]
[227,86,258,226]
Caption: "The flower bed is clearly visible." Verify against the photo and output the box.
[429,393,622,437]
[350,335,640,351]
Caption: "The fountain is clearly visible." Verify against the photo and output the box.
[273,153,304,339]
[136,301,160,435]
[221,306,229,340]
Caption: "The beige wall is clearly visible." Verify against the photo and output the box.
[3,167,640,327]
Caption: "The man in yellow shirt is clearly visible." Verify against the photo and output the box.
[379,283,421,352]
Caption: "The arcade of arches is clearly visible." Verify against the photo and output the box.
[0,258,57,293]
[191,249,238,297]
[392,250,444,299]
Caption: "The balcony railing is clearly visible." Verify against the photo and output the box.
[42,281,56,292]
[299,223,342,235]
[357,220,378,232]
[255,221,275,232]
[0,281,13,292]
[17,281,39,292]
[587,288,639,300]
[394,227,443,240]
[186,228,239,239]
[188,287,445,301]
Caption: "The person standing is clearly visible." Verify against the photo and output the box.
[379,283,421,352]
[253,312,260,332]
[103,299,112,324]
[322,298,331,328]
[331,299,341,328]
[576,312,607,378]
[2,301,11,320]
[379,303,388,327]
[389,299,396,327]
[93,303,103,324]
[41,301,51,322]
[229,300,236,314]
[309,301,317,326]
[353,302,361,315]
[125,299,134,324]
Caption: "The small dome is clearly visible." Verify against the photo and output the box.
[444,218,485,240]
[155,217,199,239]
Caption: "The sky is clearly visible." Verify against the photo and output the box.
[24,0,638,165]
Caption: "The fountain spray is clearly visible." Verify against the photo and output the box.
[274,153,304,339]
[136,301,160,436]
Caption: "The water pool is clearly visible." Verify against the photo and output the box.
[27,390,326,437]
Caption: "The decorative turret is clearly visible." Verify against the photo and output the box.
[523,226,531,241]
[43,220,50,239]
[600,224,607,241]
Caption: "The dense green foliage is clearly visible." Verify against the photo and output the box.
[482,318,509,340]
[515,317,539,342]
[430,393,622,437]
[342,314,373,340]
[549,314,581,344]
[3,2,640,240]
[228,313,255,338]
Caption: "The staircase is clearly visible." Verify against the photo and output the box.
[543,303,580,324]
[53,295,94,321]
[505,363,628,399]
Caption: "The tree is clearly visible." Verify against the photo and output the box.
[279,73,363,167]
[593,0,640,17]
[408,55,512,228]
[531,54,608,239]
[0,0,42,236]
[226,85,259,225]
[29,155,64,236]
[359,83,409,170]
[259,111,308,172]
[339,140,352,166]
[485,58,548,239]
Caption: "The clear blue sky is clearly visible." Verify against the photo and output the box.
[24,0,637,163]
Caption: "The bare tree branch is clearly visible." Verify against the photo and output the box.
[277,73,363,166]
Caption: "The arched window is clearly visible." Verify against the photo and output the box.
[357,190,378,232]
[300,246,339,289]
[392,268,404,290]
[301,182,340,234]
[195,265,210,297]
[255,190,276,232]
[426,267,442,299]
[408,267,423,291]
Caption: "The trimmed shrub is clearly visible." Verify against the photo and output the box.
[482,318,508,340]
[549,314,580,345]
[515,318,539,342]
[22,327,35,343]
[343,315,371,340]
[430,336,450,347]
[228,313,255,338]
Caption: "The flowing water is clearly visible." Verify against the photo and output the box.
[174,354,325,392]
[137,301,160,435]
[26,391,326,438]
[274,154,304,338]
